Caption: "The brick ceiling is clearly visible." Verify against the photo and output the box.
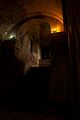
[0,0,63,40]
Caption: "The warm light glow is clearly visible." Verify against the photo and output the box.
[51,26,61,33]
[51,28,57,33]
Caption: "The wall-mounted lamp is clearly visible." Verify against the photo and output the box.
[9,34,16,39]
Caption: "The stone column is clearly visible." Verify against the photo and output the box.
[62,0,80,119]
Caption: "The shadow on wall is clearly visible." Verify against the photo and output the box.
[0,40,25,97]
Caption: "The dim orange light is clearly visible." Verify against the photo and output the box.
[51,26,61,33]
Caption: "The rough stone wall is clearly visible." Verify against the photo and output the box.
[15,19,41,74]
[15,19,51,74]
[0,0,25,40]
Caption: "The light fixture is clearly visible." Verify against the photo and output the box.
[51,26,61,33]
[9,34,16,39]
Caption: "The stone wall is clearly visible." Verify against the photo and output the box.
[15,19,41,74]
[15,19,51,74]
[0,0,25,40]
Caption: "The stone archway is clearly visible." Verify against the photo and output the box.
[15,19,51,74]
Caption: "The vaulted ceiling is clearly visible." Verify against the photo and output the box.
[0,0,64,40]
